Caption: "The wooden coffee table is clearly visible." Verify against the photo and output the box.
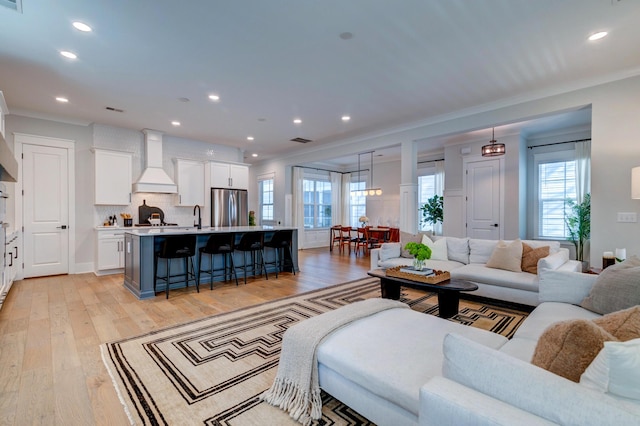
[367,269,478,318]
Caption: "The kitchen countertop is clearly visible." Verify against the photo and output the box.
[123,225,297,236]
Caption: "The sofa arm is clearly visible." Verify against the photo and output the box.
[538,269,598,304]
[441,333,639,426]
[370,248,382,270]
[537,248,569,272]
[419,377,554,426]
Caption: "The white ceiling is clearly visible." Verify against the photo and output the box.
[1,1,639,164]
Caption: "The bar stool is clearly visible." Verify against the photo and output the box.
[233,232,268,284]
[154,235,198,299]
[198,233,239,289]
[264,230,296,278]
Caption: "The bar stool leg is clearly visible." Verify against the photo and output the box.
[166,258,171,299]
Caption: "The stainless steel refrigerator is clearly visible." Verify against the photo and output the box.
[211,188,248,227]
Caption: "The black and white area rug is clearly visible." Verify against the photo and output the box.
[101,277,529,425]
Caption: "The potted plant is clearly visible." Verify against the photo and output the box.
[404,242,432,271]
[419,195,444,233]
[565,193,590,268]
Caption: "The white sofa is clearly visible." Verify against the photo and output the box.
[370,237,581,306]
[316,270,640,425]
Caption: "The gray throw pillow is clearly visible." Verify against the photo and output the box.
[581,256,640,314]
[400,231,426,258]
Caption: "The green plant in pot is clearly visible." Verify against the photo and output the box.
[404,242,432,271]
[565,193,590,267]
[419,195,444,233]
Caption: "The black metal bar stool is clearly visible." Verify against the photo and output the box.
[233,232,268,284]
[198,233,239,288]
[154,235,198,299]
[264,230,296,278]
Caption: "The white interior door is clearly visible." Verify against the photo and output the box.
[466,158,502,239]
[23,143,69,277]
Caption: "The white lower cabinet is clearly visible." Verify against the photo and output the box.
[96,229,125,273]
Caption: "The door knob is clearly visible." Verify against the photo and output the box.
[56,225,68,229]
[491,224,499,227]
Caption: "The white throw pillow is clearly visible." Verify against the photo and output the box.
[446,237,469,264]
[379,242,401,261]
[421,234,448,261]
[469,239,499,264]
[580,338,640,401]
[485,239,523,272]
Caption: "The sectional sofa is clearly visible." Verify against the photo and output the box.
[370,235,581,306]
[316,268,640,425]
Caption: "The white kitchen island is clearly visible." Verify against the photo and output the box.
[123,226,299,299]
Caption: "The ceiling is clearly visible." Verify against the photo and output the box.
[1,1,639,164]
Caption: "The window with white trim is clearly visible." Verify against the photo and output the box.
[258,175,274,225]
[418,171,436,232]
[534,150,577,239]
[303,178,332,228]
[349,180,366,227]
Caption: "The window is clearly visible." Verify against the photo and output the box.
[418,174,436,231]
[303,178,332,228]
[349,180,366,227]
[534,151,577,238]
[258,177,274,224]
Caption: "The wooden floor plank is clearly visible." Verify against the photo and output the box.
[0,247,370,425]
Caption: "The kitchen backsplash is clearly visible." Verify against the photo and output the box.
[96,193,207,227]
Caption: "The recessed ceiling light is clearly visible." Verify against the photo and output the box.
[208,94,220,101]
[247,136,254,141]
[72,21,92,32]
[252,153,258,157]
[171,121,181,126]
[293,118,302,124]
[60,50,77,59]
[56,97,69,103]
[588,31,608,41]
[342,115,351,122]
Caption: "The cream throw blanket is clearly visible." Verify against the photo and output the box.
[261,298,408,425]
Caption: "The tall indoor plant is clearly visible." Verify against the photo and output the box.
[565,193,590,265]
[419,195,444,233]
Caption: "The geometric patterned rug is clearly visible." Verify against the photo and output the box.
[101,277,529,425]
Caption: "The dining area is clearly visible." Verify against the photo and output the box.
[329,224,399,256]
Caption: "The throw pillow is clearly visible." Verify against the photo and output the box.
[421,234,448,261]
[532,319,618,382]
[521,242,550,274]
[593,305,640,341]
[400,232,425,258]
[468,239,499,264]
[581,256,640,314]
[446,237,469,264]
[580,338,640,401]
[379,242,401,261]
[486,239,523,273]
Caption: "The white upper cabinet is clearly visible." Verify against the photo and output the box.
[94,149,132,205]
[210,161,249,189]
[174,159,205,206]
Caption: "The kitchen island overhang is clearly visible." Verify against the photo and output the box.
[123,226,299,299]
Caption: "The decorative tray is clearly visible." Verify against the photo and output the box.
[385,266,451,284]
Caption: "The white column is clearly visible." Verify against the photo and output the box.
[399,140,418,234]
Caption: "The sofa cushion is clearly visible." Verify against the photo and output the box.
[317,309,508,416]
[400,231,427,258]
[450,263,538,292]
[580,338,640,401]
[469,239,499,264]
[522,243,550,274]
[486,239,523,272]
[538,270,599,304]
[422,234,448,261]
[512,302,601,342]
[593,305,640,341]
[379,242,401,261]
[537,250,570,272]
[581,256,640,314]
[446,237,469,264]
[531,319,617,382]
[522,239,561,255]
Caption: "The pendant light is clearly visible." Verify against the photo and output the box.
[481,128,506,157]
[351,151,382,197]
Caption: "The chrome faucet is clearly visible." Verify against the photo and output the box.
[193,205,201,229]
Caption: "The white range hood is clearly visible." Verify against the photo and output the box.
[132,129,177,193]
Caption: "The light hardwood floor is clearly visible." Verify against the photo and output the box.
[0,247,371,425]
